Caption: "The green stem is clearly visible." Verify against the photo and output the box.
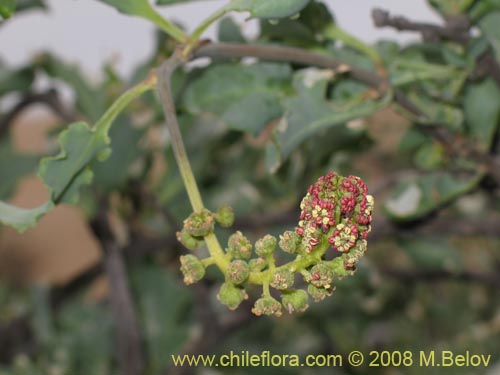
[156,53,229,272]
[324,24,382,66]
[147,10,188,43]
[247,234,331,285]
[157,55,204,211]
[95,71,157,135]
[190,5,229,44]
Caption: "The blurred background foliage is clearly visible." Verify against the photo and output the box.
[0,0,500,374]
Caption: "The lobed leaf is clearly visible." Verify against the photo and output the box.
[183,63,291,135]
[0,76,154,232]
[266,69,391,172]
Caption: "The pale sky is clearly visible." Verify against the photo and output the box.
[0,0,441,78]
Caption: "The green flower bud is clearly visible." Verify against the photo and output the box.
[227,231,253,259]
[183,209,214,237]
[179,255,205,285]
[307,284,334,303]
[227,260,250,285]
[249,257,267,272]
[270,268,295,290]
[281,290,309,314]
[255,234,277,257]
[176,228,202,251]
[279,231,300,254]
[217,283,248,310]
[215,205,235,228]
[252,296,282,317]
[306,263,334,288]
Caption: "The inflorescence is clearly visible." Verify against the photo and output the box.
[177,172,374,317]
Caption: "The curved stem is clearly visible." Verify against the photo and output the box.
[157,54,204,211]
[156,53,229,272]
[147,10,188,43]
[190,5,229,43]
[323,24,383,66]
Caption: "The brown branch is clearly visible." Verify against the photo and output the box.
[192,42,500,182]
[0,88,76,139]
[372,7,500,91]
[371,8,470,44]
[90,211,144,375]
[193,42,386,90]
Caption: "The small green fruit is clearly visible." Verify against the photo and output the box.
[227,231,253,259]
[215,205,235,228]
[281,290,309,314]
[255,234,277,257]
[217,283,248,310]
[227,260,250,285]
[179,255,205,285]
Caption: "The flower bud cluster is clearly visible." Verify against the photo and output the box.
[176,172,373,318]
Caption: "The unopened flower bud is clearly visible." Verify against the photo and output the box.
[227,260,250,284]
[270,269,295,290]
[179,255,205,285]
[306,263,334,288]
[215,205,235,228]
[177,228,202,251]
[252,296,282,317]
[307,284,334,302]
[281,290,309,314]
[227,231,252,259]
[183,209,214,237]
[279,231,300,254]
[255,234,277,257]
[217,283,248,310]
[249,257,267,272]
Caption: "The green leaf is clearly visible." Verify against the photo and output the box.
[0,0,16,19]
[389,59,462,87]
[384,171,483,221]
[0,77,154,232]
[427,0,475,16]
[414,141,445,170]
[183,63,291,135]
[464,78,500,151]
[266,69,391,172]
[258,1,333,46]
[0,139,39,199]
[469,0,500,21]
[91,116,145,191]
[98,0,186,42]
[228,0,310,19]
[480,11,500,63]
[217,17,245,43]
[406,92,464,132]
[399,237,463,272]
[0,65,35,97]
[38,54,106,122]
[38,121,109,204]
[0,201,52,232]
[129,264,193,374]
